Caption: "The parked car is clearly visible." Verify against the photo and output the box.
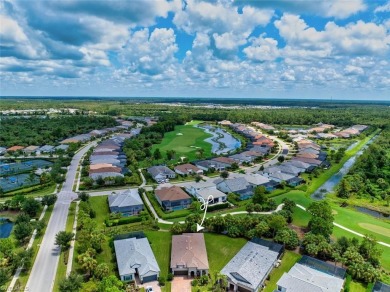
[145,287,154,292]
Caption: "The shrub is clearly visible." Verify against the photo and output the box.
[158,276,166,286]
[167,273,173,281]
[191,279,199,286]
[105,216,143,226]
[207,202,229,212]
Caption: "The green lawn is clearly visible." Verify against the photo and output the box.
[144,231,172,292]
[89,195,110,227]
[204,233,247,275]
[273,191,390,271]
[263,251,302,292]
[150,124,213,163]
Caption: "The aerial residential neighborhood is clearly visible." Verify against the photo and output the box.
[1,1,390,292]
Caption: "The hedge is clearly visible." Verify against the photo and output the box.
[207,202,230,212]
[105,216,143,226]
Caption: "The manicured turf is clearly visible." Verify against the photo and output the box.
[204,233,247,275]
[89,195,110,227]
[150,124,213,163]
[144,231,172,292]
[263,251,302,292]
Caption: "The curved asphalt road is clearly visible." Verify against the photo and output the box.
[26,142,96,292]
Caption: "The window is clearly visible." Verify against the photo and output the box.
[123,274,133,281]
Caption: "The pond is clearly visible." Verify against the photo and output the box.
[355,207,390,220]
[198,125,241,155]
[312,135,378,200]
[0,218,14,238]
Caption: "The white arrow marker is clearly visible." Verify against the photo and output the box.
[196,194,214,232]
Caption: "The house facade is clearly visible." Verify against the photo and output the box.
[171,233,209,277]
[154,186,192,211]
[114,237,160,283]
[147,165,176,183]
[108,189,144,216]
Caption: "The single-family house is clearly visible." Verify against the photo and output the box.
[221,239,283,292]
[372,281,390,292]
[211,157,237,168]
[0,147,7,155]
[269,172,303,187]
[185,181,227,204]
[108,189,144,216]
[194,160,226,172]
[39,145,55,153]
[7,146,24,152]
[23,145,39,154]
[90,172,124,180]
[114,237,160,283]
[292,157,322,166]
[55,144,69,152]
[171,233,209,277]
[283,160,315,173]
[90,166,122,175]
[216,177,253,200]
[174,163,203,176]
[154,186,192,211]
[276,256,346,292]
[147,166,176,183]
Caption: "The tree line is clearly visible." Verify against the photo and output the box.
[0,115,117,147]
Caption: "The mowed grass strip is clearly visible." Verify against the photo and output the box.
[150,124,213,162]
[144,231,172,292]
[263,251,302,292]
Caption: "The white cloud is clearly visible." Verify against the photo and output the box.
[344,65,365,75]
[374,1,390,13]
[244,36,280,61]
[122,28,178,75]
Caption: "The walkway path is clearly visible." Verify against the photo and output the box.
[25,141,97,292]
[296,204,390,248]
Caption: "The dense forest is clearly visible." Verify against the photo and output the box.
[337,128,390,206]
[0,116,117,147]
[1,99,389,127]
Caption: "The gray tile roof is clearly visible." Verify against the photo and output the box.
[147,165,175,178]
[221,241,279,291]
[269,172,295,181]
[108,189,143,209]
[39,145,55,152]
[218,177,250,192]
[277,263,345,292]
[114,237,160,278]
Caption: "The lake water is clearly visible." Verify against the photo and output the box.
[355,207,389,219]
[0,218,13,238]
[198,125,241,154]
[312,136,377,200]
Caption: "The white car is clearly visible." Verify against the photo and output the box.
[145,287,154,292]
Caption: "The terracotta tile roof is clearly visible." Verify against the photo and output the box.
[171,233,209,270]
[7,146,24,151]
[89,167,122,174]
[89,163,114,170]
[174,163,201,173]
[155,186,190,202]
[212,157,236,165]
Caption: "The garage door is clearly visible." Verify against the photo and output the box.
[238,286,252,292]
[143,274,158,283]
[173,270,188,276]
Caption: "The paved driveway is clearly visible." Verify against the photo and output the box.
[135,276,161,292]
[171,276,192,292]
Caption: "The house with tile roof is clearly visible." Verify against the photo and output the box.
[215,177,254,200]
[154,186,192,211]
[171,233,209,277]
[23,145,39,154]
[221,239,283,292]
[276,256,346,292]
[114,237,160,283]
[108,189,144,216]
[147,165,176,183]
[174,163,203,176]
[185,180,227,204]
[7,146,24,152]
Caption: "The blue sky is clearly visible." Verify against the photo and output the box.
[0,0,389,100]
